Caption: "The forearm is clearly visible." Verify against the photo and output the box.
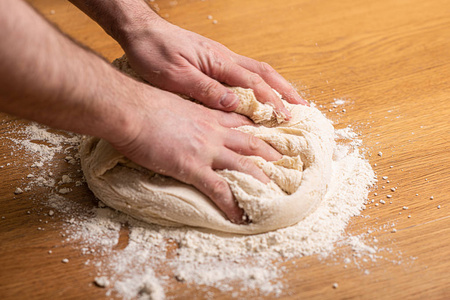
[0,0,142,145]
[69,0,162,45]
[70,0,306,114]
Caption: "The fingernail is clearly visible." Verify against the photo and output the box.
[231,217,245,225]
[290,93,306,105]
[274,107,291,121]
[241,213,251,225]
[220,92,238,108]
[299,97,310,106]
[281,108,292,119]
[289,93,301,104]
[232,212,250,225]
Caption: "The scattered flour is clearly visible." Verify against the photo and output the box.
[332,98,347,106]
[9,123,79,165]
[3,103,411,300]
[52,116,376,298]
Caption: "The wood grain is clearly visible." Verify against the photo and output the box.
[1,0,450,299]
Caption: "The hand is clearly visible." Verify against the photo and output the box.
[110,85,282,223]
[1,0,281,224]
[119,19,308,118]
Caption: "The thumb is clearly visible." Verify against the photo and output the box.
[178,68,240,111]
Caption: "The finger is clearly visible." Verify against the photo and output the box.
[235,56,309,106]
[211,61,292,119]
[191,168,245,224]
[223,129,282,161]
[213,110,254,128]
[214,149,271,184]
[176,68,241,112]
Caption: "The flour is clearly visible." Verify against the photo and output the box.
[3,95,383,299]
[57,113,375,298]
[332,98,347,106]
[10,123,79,166]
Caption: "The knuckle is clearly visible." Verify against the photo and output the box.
[194,117,220,137]
[249,73,264,86]
[176,155,197,183]
[260,61,275,73]
[238,156,253,170]
[210,60,226,79]
[235,114,253,126]
[196,80,219,100]
[189,136,208,157]
[211,179,229,199]
[207,53,229,80]
[213,57,225,68]
[199,40,213,50]
[247,135,261,152]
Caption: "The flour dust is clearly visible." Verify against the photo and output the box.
[1,105,407,300]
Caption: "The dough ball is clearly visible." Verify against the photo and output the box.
[79,56,335,234]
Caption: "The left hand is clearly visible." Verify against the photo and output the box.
[119,18,308,117]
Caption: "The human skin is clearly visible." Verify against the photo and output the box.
[0,0,305,223]
[69,0,308,115]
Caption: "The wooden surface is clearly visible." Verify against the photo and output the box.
[1,0,450,299]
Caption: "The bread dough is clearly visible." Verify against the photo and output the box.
[79,56,335,235]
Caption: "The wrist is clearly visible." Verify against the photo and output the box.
[70,0,163,47]
[96,75,151,150]
[109,2,164,47]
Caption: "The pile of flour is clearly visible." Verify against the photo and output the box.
[68,118,375,299]
[3,99,376,299]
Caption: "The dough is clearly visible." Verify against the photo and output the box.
[79,56,335,235]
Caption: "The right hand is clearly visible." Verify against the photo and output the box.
[110,85,282,223]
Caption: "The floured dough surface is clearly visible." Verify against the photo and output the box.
[79,56,335,234]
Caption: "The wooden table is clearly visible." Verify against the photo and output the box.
[1,0,450,299]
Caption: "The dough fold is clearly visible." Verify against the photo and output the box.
[79,56,335,234]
